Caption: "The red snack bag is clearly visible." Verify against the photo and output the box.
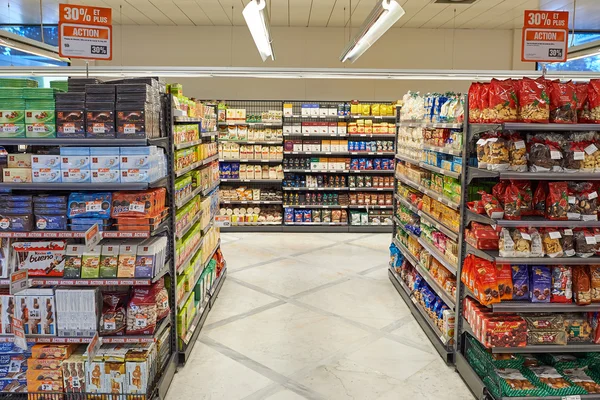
[517,77,550,123]
[549,80,577,123]
[469,83,481,123]
[465,222,500,250]
[100,291,128,336]
[504,183,522,220]
[533,181,548,217]
[512,180,533,216]
[546,182,569,220]
[489,79,518,123]
[551,266,572,303]
[479,191,504,219]
[492,181,509,206]
[473,257,501,306]
[588,79,600,123]
[467,200,485,215]
[576,82,592,123]
[480,83,491,123]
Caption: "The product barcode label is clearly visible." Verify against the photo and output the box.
[584,214,599,221]
[86,201,102,212]
[586,236,597,245]
[550,150,562,160]
[562,395,582,400]
[564,229,574,236]
[129,201,145,213]
[589,191,598,200]
[574,151,585,161]
[520,232,532,241]
[2,125,17,133]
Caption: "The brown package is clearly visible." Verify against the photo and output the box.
[573,266,592,305]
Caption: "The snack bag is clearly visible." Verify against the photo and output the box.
[508,133,527,172]
[549,80,577,123]
[473,257,500,306]
[154,278,170,320]
[563,133,587,172]
[511,265,530,300]
[479,83,491,123]
[561,228,576,257]
[546,182,568,220]
[486,137,510,171]
[499,228,515,258]
[574,229,597,258]
[468,83,481,123]
[496,264,514,301]
[476,133,494,169]
[576,82,592,123]
[100,291,128,336]
[551,266,572,303]
[591,266,600,303]
[588,79,600,123]
[126,285,158,335]
[489,79,518,123]
[533,181,548,217]
[573,266,592,305]
[512,181,533,216]
[530,266,551,303]
[503,183,522,220]
[479,191,504,219]
[542,230,564,258]
[512,228,532,258]
[517,77,550,123]
[492,181,509,206]
[529,228,544,258]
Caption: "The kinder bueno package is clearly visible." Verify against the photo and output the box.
[11,241,66,277]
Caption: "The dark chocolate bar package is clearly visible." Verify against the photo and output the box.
[530,266,552,303]
[85,102,115,138]
[116,102,151,139]
[511,264,530,300]
[56,108,85,138]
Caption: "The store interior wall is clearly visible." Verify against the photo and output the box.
[79,25,535,99]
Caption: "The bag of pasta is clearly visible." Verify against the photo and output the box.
[489,79,518,123]
[517,77,549,123]
[549,80,577,123]
[508,132,527,172]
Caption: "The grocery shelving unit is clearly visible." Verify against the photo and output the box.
[389,105,466,365]
[215,99,396,233]
[454,98,600,400]
[169,99,227,365]
[0,92,178,399]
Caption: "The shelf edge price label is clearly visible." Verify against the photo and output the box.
[12,318,27,351]
[10,270,28,295]
[521,10,568,62]
[59,3,112,60]
[85,223,102,251]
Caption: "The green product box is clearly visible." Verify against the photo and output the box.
[0,123,25,137]
[0,109,25,124]
[99,243,119,278]
[26,123,56,138]
[25,109,56,124]
[81,246,101,278]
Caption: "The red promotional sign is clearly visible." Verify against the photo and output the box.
[521,10,569,63]
[59,3,112,60]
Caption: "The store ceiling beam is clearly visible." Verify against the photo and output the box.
[2,66,600,80]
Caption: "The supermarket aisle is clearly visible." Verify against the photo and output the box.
[167,233,473,400]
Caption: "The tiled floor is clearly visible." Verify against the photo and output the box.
[167,233,473,400]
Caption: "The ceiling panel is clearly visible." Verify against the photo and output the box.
[395,0,429,28]
[152,0,196,25]
[173,0,213,25]
[437,0,505,29]
[103,0,156,25]
[403,4,450,28]
[327,0,350,27]
[270,0,290,26]
[458,0,531,29]
[308,0,336,27]
[289,0,311,27]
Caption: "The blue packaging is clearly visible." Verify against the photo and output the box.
[374,159,382,170]
[0,196,31,202]
[303,209,312,222]
[67,192,112,219]
[34,195,67,204]
[350,159,359,170]
[366,159,373,170]
[0,343,32,355]
[511,265,530,301]
[60,147,90,155]
[90,147,121,155]
[35,214,67,230]
[0,378,27,392]
[231,163,240,179]
[348,141,355,152]
[294,210,303,223]
[359,142,367,152]
[284,208,294,223]
[120,146,157,155]
[0,207,32,214]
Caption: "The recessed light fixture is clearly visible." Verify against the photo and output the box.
[0,30,69,63]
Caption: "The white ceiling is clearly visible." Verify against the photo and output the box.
[1,0,598,30]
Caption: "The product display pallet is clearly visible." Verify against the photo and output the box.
[216,99,396,232]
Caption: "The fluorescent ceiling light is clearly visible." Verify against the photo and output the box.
[340,0,405,63]
[243,0,275,62]
[567,39,600,62]
[0,30,69,63]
